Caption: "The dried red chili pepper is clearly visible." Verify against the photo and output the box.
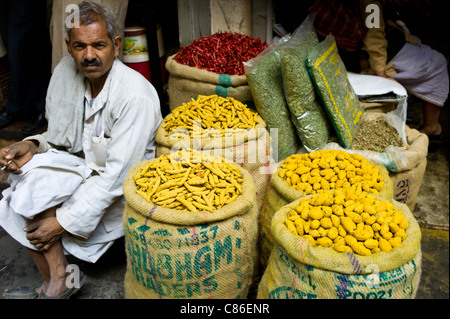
[174,32,268,76]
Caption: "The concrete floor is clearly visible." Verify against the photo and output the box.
[402,100,449,299]
[0,101,448,300]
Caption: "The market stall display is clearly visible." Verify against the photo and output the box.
[259,149,393,270]
[257,194,422,299]
[166,32,268,110]
[122,13,427,300]
[123,151,260,299]
[155,95,273,215]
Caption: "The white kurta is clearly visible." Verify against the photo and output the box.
[0,58,162,263]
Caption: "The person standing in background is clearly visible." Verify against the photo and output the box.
[0,0,51,134]
[358,0,448,139]
[308,0,448,139]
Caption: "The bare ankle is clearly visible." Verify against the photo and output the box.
[420,123,442,136]
[55,262,68,279]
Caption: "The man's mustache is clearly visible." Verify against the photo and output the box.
[81,59,102,67]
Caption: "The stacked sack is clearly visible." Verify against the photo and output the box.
[123,150,260,299]
[166,32,268,111]
[257,149,422,299]
[122,13,424,299]
[149,32,275,297]
[241,15,423,299]
[155,94,273,215]
[257,190,422,299]
[259,149,393,270]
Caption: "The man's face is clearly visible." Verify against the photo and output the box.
[66,20,121,80]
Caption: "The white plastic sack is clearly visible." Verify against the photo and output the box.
[348,72,408,144]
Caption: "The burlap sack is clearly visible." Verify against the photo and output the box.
[325,123,428,211]
[388,127,427,212]
[166,54,253,111]
[155,116,273,216]
[123,160,259,299]
[259,159,393,271]
[257,196,422,299]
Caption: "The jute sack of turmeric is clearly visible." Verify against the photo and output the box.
[324,121,428,212]
[257,194,422,299]
[166,54,253,111]
[122,153,259,299]
[155,95,274,216]
[259,149,393,270]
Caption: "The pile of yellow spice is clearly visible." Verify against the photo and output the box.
[285,190,410,256]
[278,150,384,195]
[163,95,259,138]
[134,150,244,212]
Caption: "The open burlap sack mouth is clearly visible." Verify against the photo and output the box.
[122,160,261,299]
[257,195,422,299]
[259,156,394,271]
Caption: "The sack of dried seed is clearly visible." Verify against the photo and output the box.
[280,17,334,152]
[244,35,302,161]
[306,35,364,149]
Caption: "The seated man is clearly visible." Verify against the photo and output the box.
[0,1,162,299]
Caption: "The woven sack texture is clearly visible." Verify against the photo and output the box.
[123,160,259,299]
[257,196,422,299]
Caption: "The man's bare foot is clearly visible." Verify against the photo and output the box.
[41,264,71,298]
[39,269,86,299]
[43,279,69,297]
[420,123,442,136]
[35,282,48,298]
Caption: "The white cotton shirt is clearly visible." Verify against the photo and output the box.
[58,59,162,255]
[13,59,163,262]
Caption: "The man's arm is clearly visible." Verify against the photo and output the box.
[360,0,388,76]
[56,95,161,239]
[23,131,52,153]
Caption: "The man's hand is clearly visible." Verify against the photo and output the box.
[0,140,38,174]
[366,68,398,82]
[366,68,387,77]
[24,217,65,251]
